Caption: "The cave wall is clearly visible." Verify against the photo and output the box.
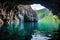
[0,5,37,25]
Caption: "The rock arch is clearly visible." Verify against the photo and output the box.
[0,0,60,19]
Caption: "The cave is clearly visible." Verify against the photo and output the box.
[0,0,60,40]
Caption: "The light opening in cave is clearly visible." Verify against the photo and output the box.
[31,4,45,10]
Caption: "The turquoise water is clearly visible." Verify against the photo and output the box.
[7,22,38,36]
[0,21,59,40]
[7,21,59,37]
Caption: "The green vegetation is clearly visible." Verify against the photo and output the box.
[36,8,60,35]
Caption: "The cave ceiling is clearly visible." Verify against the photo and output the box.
[0,0,60,19]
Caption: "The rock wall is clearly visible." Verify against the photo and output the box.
[0,5,37,24]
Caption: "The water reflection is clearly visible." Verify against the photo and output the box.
[0,21,59,40]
